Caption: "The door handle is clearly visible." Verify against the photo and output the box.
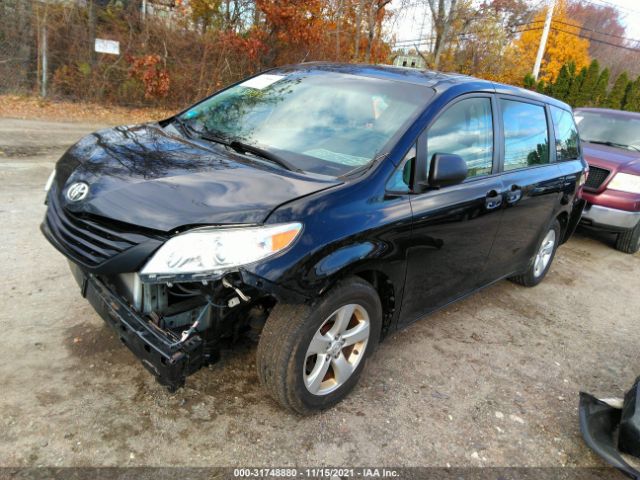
[506,185,523,204]
[485,190,503,210]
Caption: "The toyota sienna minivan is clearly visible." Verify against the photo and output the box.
[42,63,587,413]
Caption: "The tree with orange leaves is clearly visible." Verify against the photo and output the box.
[505,0,590,84]
[256,0,330,64]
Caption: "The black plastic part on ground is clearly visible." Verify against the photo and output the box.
[620,377,640,458]
[579,392,640,480]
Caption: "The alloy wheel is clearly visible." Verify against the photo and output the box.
[303,304,370,396]
[533,229,556,278]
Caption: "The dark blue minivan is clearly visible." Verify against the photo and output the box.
[42,63,587,413]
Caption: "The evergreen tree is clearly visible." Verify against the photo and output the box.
[593,68,610,106]
[523,73,536,90]
[552,64,572,101]
[545,80,554,96]
[567,66,587,107]
[566,61,577,101]
[605,72,630,110]
[576,59,600,107]
[536,79,546,94]
[622,76,640,112]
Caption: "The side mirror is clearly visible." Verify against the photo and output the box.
[428,153,468,188]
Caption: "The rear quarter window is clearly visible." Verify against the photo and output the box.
[550,106,580,161]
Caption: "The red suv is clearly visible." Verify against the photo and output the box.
[574,108,640,254]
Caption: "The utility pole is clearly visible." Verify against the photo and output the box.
[40,13,47,97]
[532,0,555,81]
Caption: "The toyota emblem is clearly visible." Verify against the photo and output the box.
[66,182,90,202]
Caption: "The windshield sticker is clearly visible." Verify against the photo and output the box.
[183,109,199,119]
[240,74,285,90]
[303,149,370,167]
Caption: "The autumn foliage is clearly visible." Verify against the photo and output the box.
[506,1,590,84]
[0,0,393,108]
[128,55,171,100]
[1,0,639,112]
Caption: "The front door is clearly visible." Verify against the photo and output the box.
[399,95,504,325]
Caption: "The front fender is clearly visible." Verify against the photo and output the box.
[244,237,400,301]
[312,242,380,287]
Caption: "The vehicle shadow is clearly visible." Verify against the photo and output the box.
[573,225,618,250]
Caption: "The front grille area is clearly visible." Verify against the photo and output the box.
[584,166,611,191]
[44,188,162,267]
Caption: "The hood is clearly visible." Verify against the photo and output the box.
[54,124,340,232]
[582,141,640,174]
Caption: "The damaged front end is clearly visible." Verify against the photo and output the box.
[68,262,275,391]
[41,179,298,391]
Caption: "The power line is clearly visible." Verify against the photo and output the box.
[393,3,640,53]
[392,0,640,45]
[395,21,640,54]
[513,18,640,44]
[513,25,640,53]
[574,0,640,16]
[396,17,640,47]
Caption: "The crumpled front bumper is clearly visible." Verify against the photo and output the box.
[68,262,207,391]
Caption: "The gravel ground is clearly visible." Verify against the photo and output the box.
[0,118,638,473]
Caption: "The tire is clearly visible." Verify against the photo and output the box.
[256,277,382,414]
[509,219,561,287]
[616,221,640,254]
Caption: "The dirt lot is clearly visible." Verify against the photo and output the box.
[0,117,639,471]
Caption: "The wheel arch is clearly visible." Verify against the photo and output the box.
[351,269,397,339]
[556,210,570,244]
[561,198,586,244]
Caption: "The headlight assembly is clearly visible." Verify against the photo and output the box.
[608,172,640,194]
[140,222,302,282]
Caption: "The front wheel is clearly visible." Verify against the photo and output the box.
[616,221,640,254]
[509,219,561,287]
[256,277,382,414]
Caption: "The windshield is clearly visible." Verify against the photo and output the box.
[574,111,640,152]
[178,70,432,176]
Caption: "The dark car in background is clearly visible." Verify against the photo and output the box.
[41,64,587,413]
[574,108,640,254]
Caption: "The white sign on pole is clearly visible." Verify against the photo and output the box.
[94,38,120,55]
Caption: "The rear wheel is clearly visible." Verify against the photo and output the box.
[510,219,561,287]
[256,277,382,414]
[616,221,640,254]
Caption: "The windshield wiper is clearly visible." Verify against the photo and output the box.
[199,130,232,147]
[586,139,639,152]
[229,140,301,172]
[173,121,231,148]
[172,117,199,138]
[193,127,301,172]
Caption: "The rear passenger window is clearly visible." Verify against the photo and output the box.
[550,106,580,161]
[427,97,493,178]
[500,99,549,171]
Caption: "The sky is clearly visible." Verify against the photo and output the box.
[611,0,640,39]
[389,0,640,47]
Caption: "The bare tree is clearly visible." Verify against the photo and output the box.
[427,0,457,69]
[363,0,392,62]
[335,0,343,60]
[354,0,365,60]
